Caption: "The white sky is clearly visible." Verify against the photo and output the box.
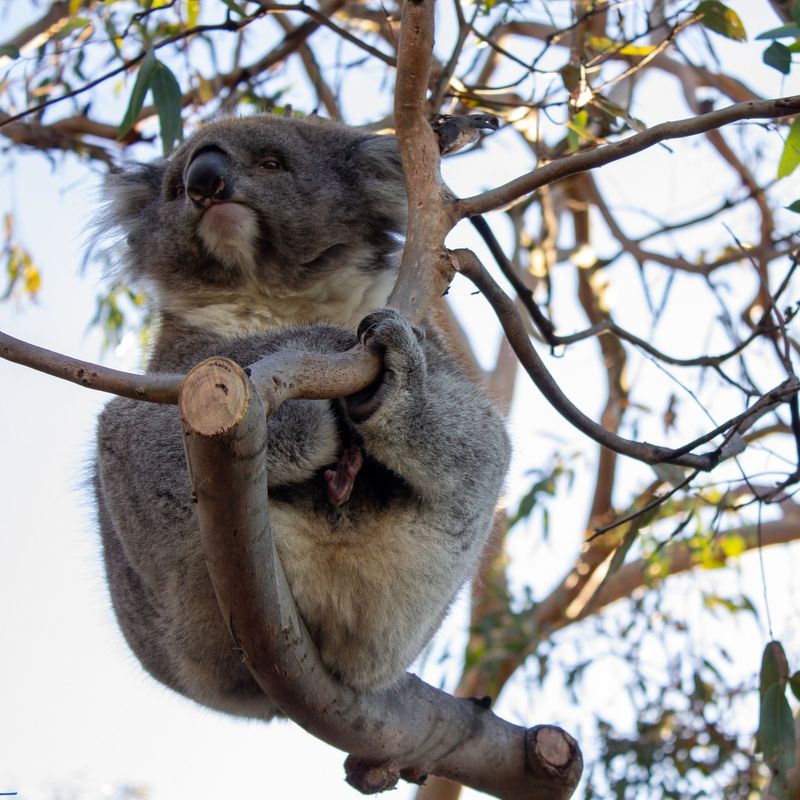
[1,2,799,799]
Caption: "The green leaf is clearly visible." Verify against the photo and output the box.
[54,16,91,39]
[786,199,800,213]
[117,50,157,140]
[778,117,800,179]
[0,44,20,59]
[219,0,247,15]
[794,0,800,26]
[790,671,800,702]
[566,109,589,152]
[763,41,792,74]
[606,524,639,579]
[760,640,790,697]
[756,24,800,40]
[150,59,183,154]
[695,1,747,41]
[759,683,796,773]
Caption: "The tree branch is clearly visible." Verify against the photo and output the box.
[179,355,582,799]
[456,96,800,218]
[452,248,800,471]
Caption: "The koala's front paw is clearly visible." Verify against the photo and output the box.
[346,308,426,423]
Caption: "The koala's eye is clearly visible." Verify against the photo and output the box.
[258,157,282,172]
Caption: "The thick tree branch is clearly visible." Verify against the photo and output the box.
[179,356,582,799]
[456,96,800,218]
[387,0,455,321]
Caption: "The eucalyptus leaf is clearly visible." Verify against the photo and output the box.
[759,683,796,773]
[760,640,790,697]
[0,44,21,59]
[150,59,183,154]
[756,24,800,40]
[790,671,800,702]
[763,41,792,74]
[778,117,800,179]
[117,50,157,140]
[695,1,747,41]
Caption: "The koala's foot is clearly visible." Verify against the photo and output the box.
[346,308,425,423]
[323,444,364,507]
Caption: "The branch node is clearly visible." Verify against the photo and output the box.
[344,756,402,794]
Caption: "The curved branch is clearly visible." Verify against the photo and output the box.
[452,249,800,470]
[179,356,583,799]
[457,96,800,218]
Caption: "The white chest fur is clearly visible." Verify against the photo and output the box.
[162,264,396,336]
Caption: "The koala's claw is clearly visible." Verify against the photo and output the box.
[347,309,425,423]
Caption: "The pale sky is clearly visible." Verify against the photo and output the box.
[1,2,799,799]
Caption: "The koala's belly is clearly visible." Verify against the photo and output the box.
[269,499,441,687]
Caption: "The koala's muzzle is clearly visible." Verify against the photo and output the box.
[185,148,234,207]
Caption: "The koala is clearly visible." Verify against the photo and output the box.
[93,114,510,720]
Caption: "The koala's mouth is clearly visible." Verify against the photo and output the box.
[197,202,259,270]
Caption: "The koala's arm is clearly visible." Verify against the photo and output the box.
[347,309,510,514]
[264,398,341,486]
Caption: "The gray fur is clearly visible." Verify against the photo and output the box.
[94,114,510,720]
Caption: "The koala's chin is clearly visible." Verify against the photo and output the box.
[198,202,259,273]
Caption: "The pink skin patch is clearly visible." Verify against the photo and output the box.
[324,445,365,507]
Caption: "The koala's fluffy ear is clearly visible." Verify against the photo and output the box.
[104,162,165,230]
[357,135,407,234]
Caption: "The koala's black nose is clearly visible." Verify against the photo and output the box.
[184,148,234,206]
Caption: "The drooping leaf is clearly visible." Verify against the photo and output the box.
[54,17,92,39]
[606,523,640,579]
[759,683,796,774]
[778,117,800,179]
[760,640,790,697]
[587,35,658,57]
[790,671,800,702]
[117,50,157,140]
[756,24,800,40]
[218,0,247,16]
[652,463,687,489]
[185,0,201,28]
[695,1,747,41]
[566,109,590,152]
[149,59,183,154]
[763,41,792,74]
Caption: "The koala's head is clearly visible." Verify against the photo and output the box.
[103,114,406,333]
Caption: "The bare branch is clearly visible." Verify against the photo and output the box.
[457,96,800,218]
[0,329,181,403]
[453,248,800,471]
[386,0,456,322]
